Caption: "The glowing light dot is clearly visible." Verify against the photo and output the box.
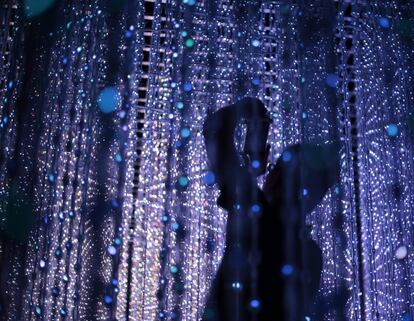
[387,124,398,137]
[183,82,193,92]
[125,31,133,38]
[395,245,408,260]
[281,264,294,276]
[203,171,216,185]
[178,176,189,186]
[250,299,260,309]
[379,17,390,28]
[326,74,339,88]
[251,204,261,214]
[251,39,260,47]
[232,282,242,290]
[180,127,190,138]
[35,306,42,315]
[108,245,117,256]
[170,265,178,273]
[39,259,46,268]
[76,47,82,53]
[185,38,195,48]
[104,295,113,305]
[98,87,120,113]
[172,222,179,230]
[303,188,309,196]
[251,160,260,169]
[115,153,122,162]
[114,238,122,245]
[252,78,260,85]
[48,174,55,182]
[59,308,67,317]
[54,248,62,258]
[62,57,68,65]
[282,151,292,162]
[181,31,188,37]
[176,101,184,109]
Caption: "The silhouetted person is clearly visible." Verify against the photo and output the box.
[203,97,341,321]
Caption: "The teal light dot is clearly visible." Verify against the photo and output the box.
[180,127,190,138]
[115,153,122,162]
[387,124,398,137]
[35,306,42,316]
[170,265,178,273]
[178,176,189,187]
[176,101,184,109]
[181,31,188,37]
[185,38,195,48]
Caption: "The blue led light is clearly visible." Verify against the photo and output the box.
[98,87,120,113]
[249,299,261,309]
[183,82,193,91]
[281,264,294,276]
[251,39,260,47]
[170,265,178,273]
[180,127,190,138]
[326,74,339,88]
[282,151,292,162]
[203,171,216,185]
[387,124,398,137]
[251,204,261,214]
[115,153,122,162]
[379,17,390,28]
[251,160,260,169]
[252,78,260,85]
[104,295,113,305]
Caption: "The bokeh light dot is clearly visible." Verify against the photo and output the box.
[387,124,398,137]
[98,87,120,113]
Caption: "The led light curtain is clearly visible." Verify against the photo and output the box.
[0,1,414,321]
